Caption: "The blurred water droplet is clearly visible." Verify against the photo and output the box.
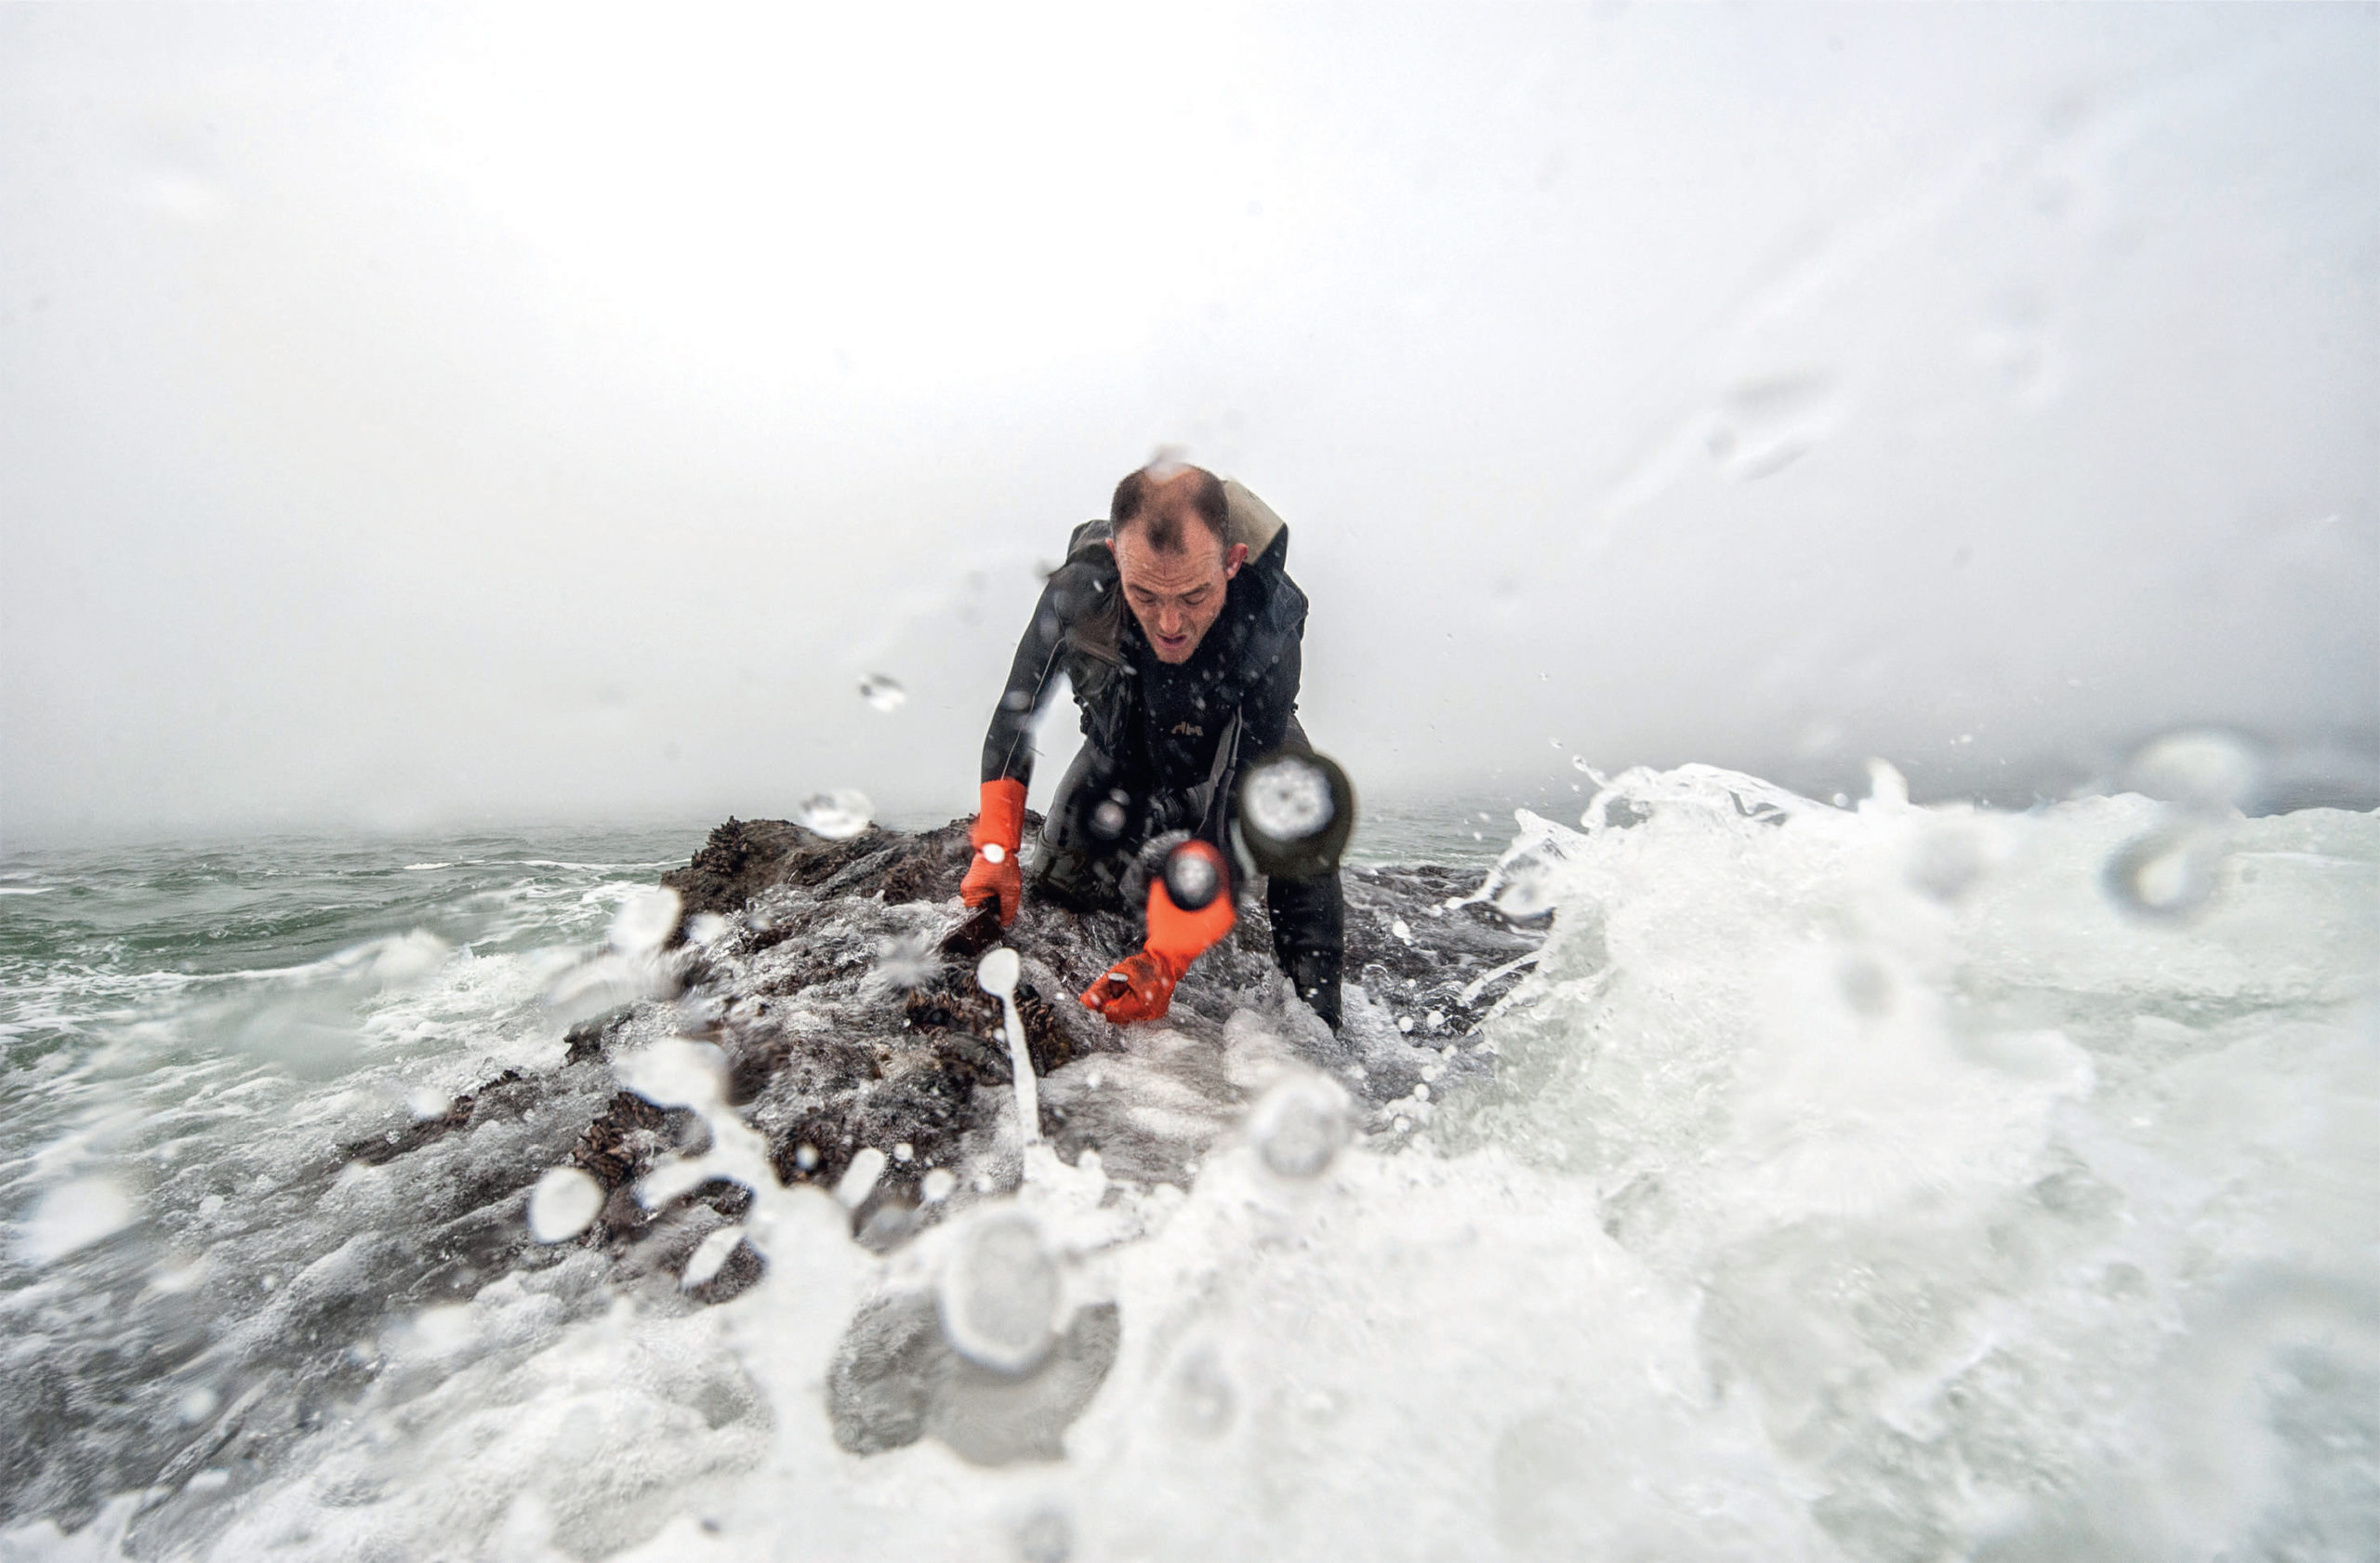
[920,1168,956,1203]
[837,1146,888,1208]
[1163,846,1222,909]
[1091,799,1128,839]
[858,674,907,712]
[620,1037,728,1110]
[1705,372,1843,482]
[875,934,935,991]
[2104,824,2225,921]
[975,947,1020,999]
[893,1142,914,1162]
[797,790,874,841]
[1016,1506,1073,1563]
[609,887,682,958]
[794,1143,820,1172]
[405,1087,452,1120]
[680,1225,745,1290]
[1494,858,1556,920]
[1248,1072,1351,1179]
[16,1177,135,1265]
[939,1211,1061,1374]
[2122,729,2265,815]
[175,1386,220,1424]
[1907,827,1987,903]
[686,912,731,947]
[526,1167,602,1243]
[1172,1347,1236,1437]
[1244,757,1334,840]
[1838,956,1893,1017]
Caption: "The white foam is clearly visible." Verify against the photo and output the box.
[7,773,2373,1562]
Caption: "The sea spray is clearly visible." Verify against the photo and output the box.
[2,792,2373,1560]
[976,947,1040,1149]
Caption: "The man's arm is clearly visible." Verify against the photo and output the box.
[980,563,1104,785]
[1238,633,1302,760]
[965,558,1108,926]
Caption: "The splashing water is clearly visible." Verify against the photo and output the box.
[1,787,2373,1561]
[976,947,1039,1148]
[937,1211,1062,1374]
[1242,757,1334,840]
[796,789,875,841]
[525,1167,603,1243]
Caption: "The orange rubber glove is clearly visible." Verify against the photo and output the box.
[961,778,1028,926]
[1080,841,1236,1025]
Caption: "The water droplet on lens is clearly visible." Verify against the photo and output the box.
[1091,800,1128,839]
[920,1168,956,1202]
[1249,1072,1351,1179]
[975,947,1021,999]
[2122,728,2264,814]
[680,1225,745,1290]
[527,1166,602,1243]
[1493,858,1556,920]
[1907,827,1987,902]
[939,1211,1061,1374]
[1016,1506,1073,1563]
[836,1147,888,1208]
[858,674,907,712]
[608,887,682,957]
[1171,1346,1236,1437]
[1163,846,1222,909]
[15,1177,136,1265]
[797,789,874,840]
[2104,825,2224,920]
[1837,955,1892,1017]
[1244,757,1334,840]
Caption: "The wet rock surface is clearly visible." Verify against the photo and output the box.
[614,816,1545,1225]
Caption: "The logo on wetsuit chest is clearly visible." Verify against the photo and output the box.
[1170,722,1205,737]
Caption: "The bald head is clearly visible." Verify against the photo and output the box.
[1110,463,1230,559]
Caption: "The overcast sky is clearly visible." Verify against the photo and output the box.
[4,4,2373,843]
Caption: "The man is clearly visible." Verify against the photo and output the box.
[960,462,1345,1029]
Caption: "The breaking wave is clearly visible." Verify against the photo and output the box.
[2,775,2373,1561]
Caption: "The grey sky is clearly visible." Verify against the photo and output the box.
[4,4,2373,843]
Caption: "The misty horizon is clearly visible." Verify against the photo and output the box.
[5,5,2373,847]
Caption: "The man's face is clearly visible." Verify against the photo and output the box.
[1110,523,1250,665]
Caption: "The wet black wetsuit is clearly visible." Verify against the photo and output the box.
[980,517,1345,1026]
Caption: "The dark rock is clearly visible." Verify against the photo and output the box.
[336,1068,533,1168]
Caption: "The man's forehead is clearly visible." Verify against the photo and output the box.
[1113,529,1227,588]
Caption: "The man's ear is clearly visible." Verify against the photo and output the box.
[1223,541,1250,577]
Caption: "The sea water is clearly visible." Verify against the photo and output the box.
[1,775,2373,1561]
